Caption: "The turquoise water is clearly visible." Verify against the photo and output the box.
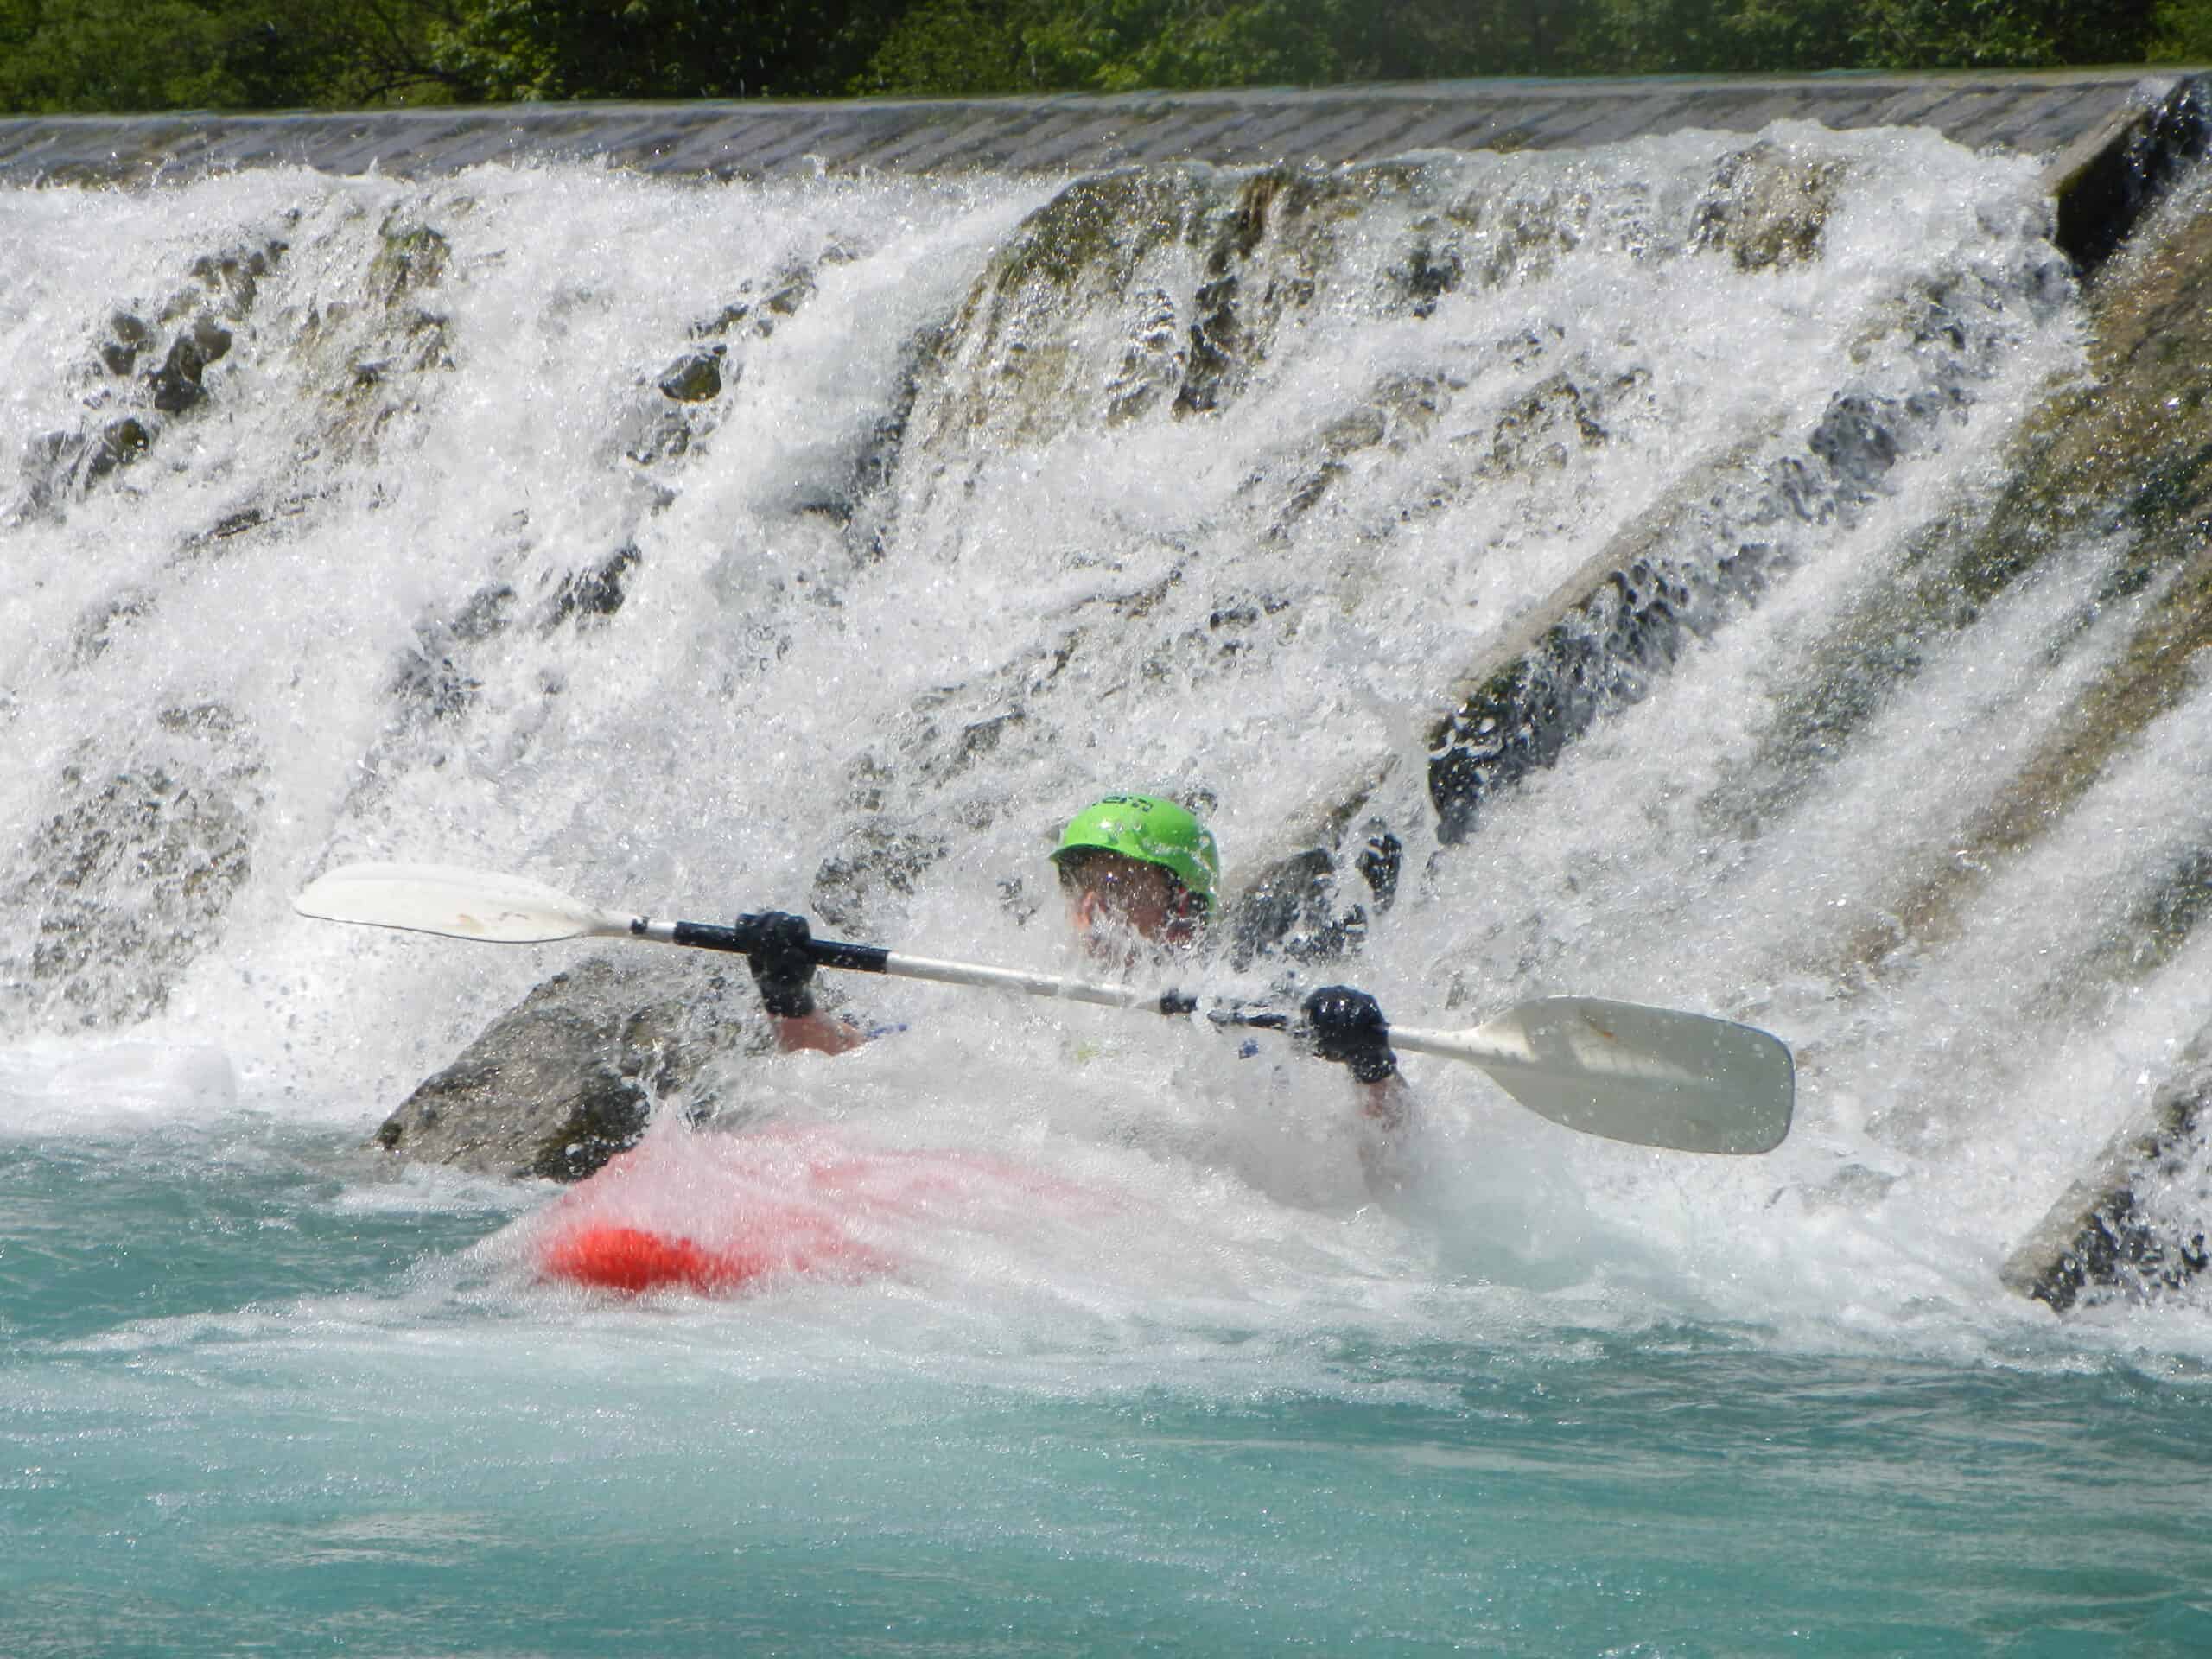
[8,1125,2210,1656]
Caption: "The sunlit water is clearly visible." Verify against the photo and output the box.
[4,124,2212,1653]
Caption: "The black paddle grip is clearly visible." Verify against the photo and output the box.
[667,918,889,975]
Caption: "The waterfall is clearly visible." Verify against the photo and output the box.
[4,117,2209,1327]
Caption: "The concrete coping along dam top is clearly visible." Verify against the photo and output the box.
[0,69,2202,195]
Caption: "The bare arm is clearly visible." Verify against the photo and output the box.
[745,911,872,1056]
[1302,985,1410,1132]
[769,1009,872,1056]
[1359,1073,1411,1134]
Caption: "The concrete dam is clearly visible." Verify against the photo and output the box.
[4,70,2212,1317]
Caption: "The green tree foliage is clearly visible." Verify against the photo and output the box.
[322,1,482,105]
[2152,0,2212,60]
[1592,0,2158,74]
[431,0,905,101]
[0,0,479,111]
[861,0,1626,93]
[1583,0,1861,73]
[0,0,2181,115]
[2,0,318,111]
[1853,0,2056,67]
[859,0,2165,95]
[861,0,1334,94]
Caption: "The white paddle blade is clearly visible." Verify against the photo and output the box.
[1395,996,1794,1154]
[294,863,627,944]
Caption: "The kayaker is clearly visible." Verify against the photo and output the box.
[742,793,1408,1131]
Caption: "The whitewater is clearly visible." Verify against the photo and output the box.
[4,119,2211,1654]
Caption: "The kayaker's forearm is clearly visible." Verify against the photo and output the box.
[772,1010,870,1055]
[1361,1076,1410,1134]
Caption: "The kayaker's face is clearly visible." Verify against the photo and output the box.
[1065,852,1202,957]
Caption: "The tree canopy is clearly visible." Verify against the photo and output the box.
[0,0,2193,116]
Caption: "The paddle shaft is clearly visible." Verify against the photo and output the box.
[662,920,1541,1066]
[1209,1006,1516,1069]
[292,862,1795,1153]
[649,916,1790,1151]
[644,918,1202,1017]
[645,919,1754,1118]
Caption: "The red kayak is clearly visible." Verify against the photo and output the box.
[531,1123,1099,1295]
[540,1214,879,1294]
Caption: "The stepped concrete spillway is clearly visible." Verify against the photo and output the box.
[10,72,2212,1313]
[0,71,2205,264]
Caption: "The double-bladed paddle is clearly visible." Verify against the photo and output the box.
[295,861,1794,1155]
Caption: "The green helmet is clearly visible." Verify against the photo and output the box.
[1051,794,1221,910]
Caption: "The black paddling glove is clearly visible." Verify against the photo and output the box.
[741,911,817,1018]
[1300,985,1399,1084]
